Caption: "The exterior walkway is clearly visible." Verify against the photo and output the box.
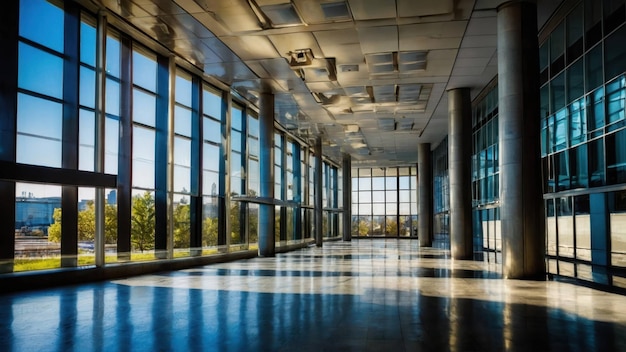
[1,240,626,351]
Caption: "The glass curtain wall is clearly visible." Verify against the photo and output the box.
[433,138,450,241]
[472,85,501,253]
[539,0,626,278]
[351,167,418,238]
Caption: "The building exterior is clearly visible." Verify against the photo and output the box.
[0,0,625,290]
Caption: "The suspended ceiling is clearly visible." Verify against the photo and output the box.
[90,0,562,166]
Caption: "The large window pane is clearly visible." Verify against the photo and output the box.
[16,94,62,168]
[132,50,157,91]
[19,0,64,53]
[132,126,155,189]
[15,183,62,272]
[18,43,63,99]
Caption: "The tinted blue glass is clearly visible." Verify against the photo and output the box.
[133,50,157,91]
[174,137,191,167]
[605,25,626,82]
[203,87,222,119]
[80,21,96,66]
[203,143,220,172]
[203,117,221,143]
[249,136,259,157]
[16,93,63,167]
[248,116,259,137]
[79,109,95,171]
[606,76,626,124]
[17,93,62,139]
[18,43,63,99]
[19,0,64,52]
[106,36,120,78]
[80,66,96,108]
[589,138,605,186]
[203,170,219,196]
[105,78,120,116]
[231,106,243,130]
[105,117,119,174]
[551,72,566,112]
[175,105,192,137]
[133,89,156,127]
[554,108,568,151]
[132,126,155,189]
[569,99,586,145]
[231,130,242,153]
[175,73,192,107]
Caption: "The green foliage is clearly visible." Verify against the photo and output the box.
[202,216,218,247]
[46,201,118,244]
[173,203,190,248]
[78,201,96,241]
[47,208,62,242]
[131,191,155,252]
[358,219,370,236]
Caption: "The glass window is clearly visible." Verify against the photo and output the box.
[18,43,64,99]
[606,129,626,184]
[605,25,626,82]
[203,86,222,119]
[132,89,157,127]
[551,72,566,112]
[80,20,96,67]
[105,35,121,78]
[609,190,626,267]
[16,94,62,168]
[585,45,604,93]
[132,126,155,189]
[569,98,586,145]
[587,87,605,134]
[603,0,626,34]
[554,108,568,151]
[589,138,605,186]
[566,3,584,64]
[567,58,584,103]
[606,76,626,126]
[556,150,570,190]
[79,109,95,172]
[570,144,588,188]
[15,183,62,271]
[19,0,64,53]
[132,49,157,91]
[574,195,591,261]
[550,21,565,75]
[174,137,191,193]
[584,0,602,49]
[80,66,96,108]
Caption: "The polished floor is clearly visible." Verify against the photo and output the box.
[1,240,626,351]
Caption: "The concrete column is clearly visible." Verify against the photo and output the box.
[342,153,352,242]
[314,137,323,247]
[258,93,275,257]
[498,1,545,279]
[448,88,473,260]
[418,144,432,247]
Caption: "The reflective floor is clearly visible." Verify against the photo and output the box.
[2,240,626,351]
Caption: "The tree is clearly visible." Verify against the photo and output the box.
[131,191,155,252]
[78,201,96,241]
[358,218,370,236]
[173,203,190,248]
[202,216,218,247]
[47,202,118,244]
[104,203,118,244]
[48,208,62,242]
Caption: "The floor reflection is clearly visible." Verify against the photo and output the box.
[1,240,625,351]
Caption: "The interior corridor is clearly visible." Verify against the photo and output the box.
[1,239,625,351]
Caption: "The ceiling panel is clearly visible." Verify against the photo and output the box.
[220,35,279,60]
[396,0,453,18]
[348,0,396,21]
[357,26,398,54]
